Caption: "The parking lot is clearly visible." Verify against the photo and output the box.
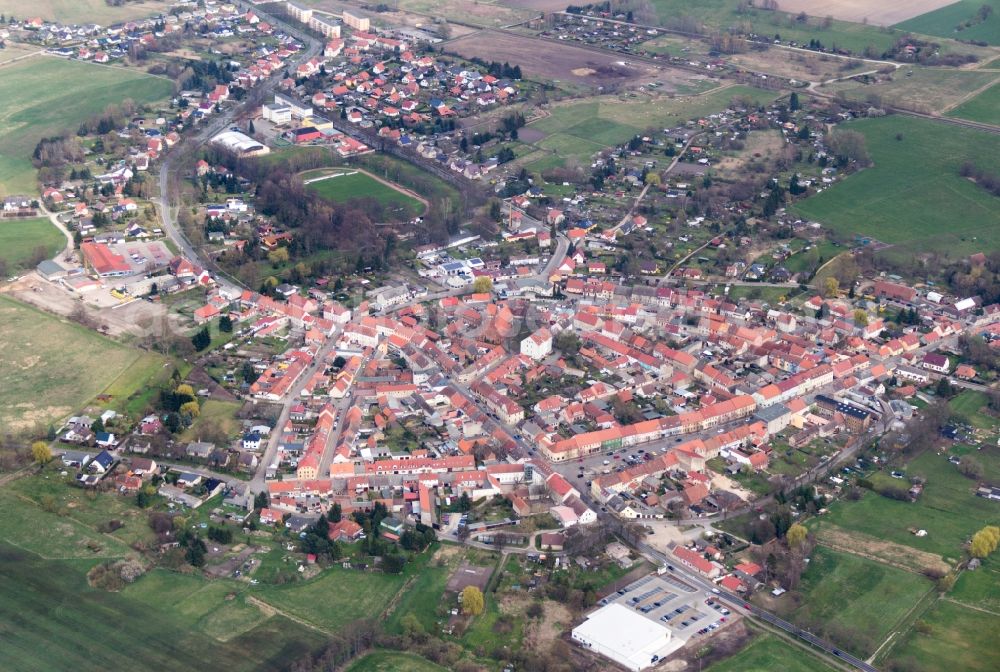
[597,573,731,641]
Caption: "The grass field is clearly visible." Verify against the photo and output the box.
[0,544,324,672]
[887,598,1000,672]
[0,295,157,431]
[0,216,64,270]
[0,0,171,25]
[0,57,173,195]
[648,0,898,55]
[180,399,243,442]
[810,450,1000,563]
[526,86,777,170]
[345,651,447,672]
[792,116,1000,260]
[949,389,996,430]
[786,546,933,657]
[828,67,999,115]
[384,552,451,634]
[947,81,1000,125]
[251,554,431,629]
[99,351,175,416]
[7,468,160,549]
[950,554,1000,613]
[303,169,424,220]
[707,632,838,672]
[896,0,1000,45]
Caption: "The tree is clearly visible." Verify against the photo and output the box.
[970,531,993,558]
[461,586,485,616]
[253,491,268,510]
[853,309,868,326]
[644,172,661,186]
[329,502,342,523]
[176,383,195,399]
[31,441,52,466]
[959,457,984,480]
[472,276,493,294]
[823,276,839,298]
[191,326,211,351]
[219,315,233,333]
[267,247,289,265]
[789,91,800,111]
[248,119,256,135]
[180,400,201,418]
[458,492,472,512]
[786,523,808,548]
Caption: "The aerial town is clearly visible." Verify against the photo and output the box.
[0,1,999,671]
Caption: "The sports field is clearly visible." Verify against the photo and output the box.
[0,216,64,271]
[895,0,1000,46]
[303,169,425,220]
[0,0,170,25]
[0,296,166,431]
[525,85,777,169]
[648,0,898,55]
[947,80,1000,125]
[0,57,173,195]
[707,633,838,672]
[886,598,1000,672]
[792,116,1000,260]
[0,544,323,672]
[786,546,933,658]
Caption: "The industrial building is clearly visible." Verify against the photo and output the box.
[210,131,270,158]
[572,574,727,670]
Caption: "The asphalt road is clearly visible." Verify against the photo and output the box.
[156,0,322,295]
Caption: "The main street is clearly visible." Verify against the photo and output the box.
[155,0,322,295]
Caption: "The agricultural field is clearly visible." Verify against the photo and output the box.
[0,0,171,25]
[782,546,933,658]
[0,216,64,272]
[827,67,1000,114]
[445,31,666,91]
[0,295,160,432]
[809,449,1000,565]
[345,651,447,672]
[648,0,898,55]
[707,632,838,672]
[0,544,323,672]
[0,57,173,195]
[895,0,1000,46]
[792,115,1000,260]
[302,168,426,220]
[396,0,535,27]
[885,598,1000,672]
[947,81,1000,125]
[775,0,957,26]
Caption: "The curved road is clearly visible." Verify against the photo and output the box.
[156,0,323,294]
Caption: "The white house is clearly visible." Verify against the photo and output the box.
[520,327,552,361]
